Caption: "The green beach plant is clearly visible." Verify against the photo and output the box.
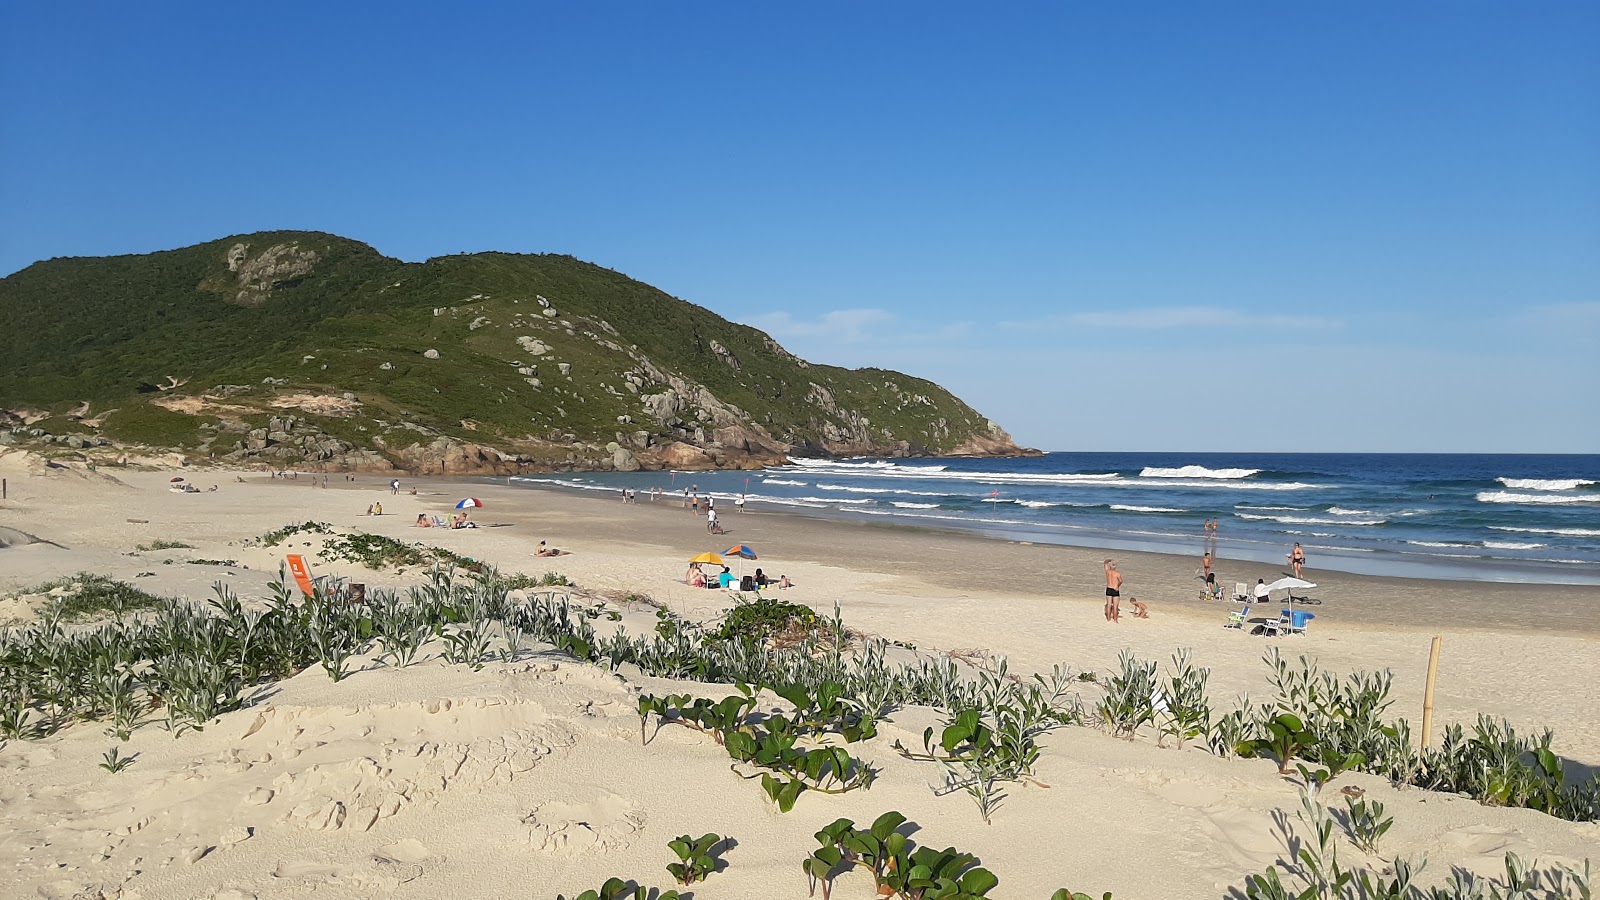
[665,832,722,884]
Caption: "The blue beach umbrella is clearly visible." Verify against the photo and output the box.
[724,544,758,579]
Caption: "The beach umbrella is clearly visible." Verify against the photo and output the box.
[454,498,484,509]
[688,551,723,566]
[1265,577,1317,618]
[724,544,757,579]
[170,476,186,482]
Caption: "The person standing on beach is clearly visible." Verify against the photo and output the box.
[1202,550,1215,596]
[1290,543,1306,578]
[1104,559,1122,623]
[707,507,718,534]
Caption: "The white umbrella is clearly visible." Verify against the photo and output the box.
[1265,577,1316,619]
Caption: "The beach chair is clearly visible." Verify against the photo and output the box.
[1224,607,1247,629]
[1281,609,1315,636]
[1231,582,1250,602]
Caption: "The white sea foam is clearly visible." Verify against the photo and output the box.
[1482,541,1545,550]
[1476,491,1599,506]
[817,483,893,494]
[1490,526,1600,537]
[1237,505,1310,511]
[762,478,808,486]
[781,466,1315,490]
[891,501,940,509]
[1140,465,1261,479]
[789,458,897,469]
[1327,507,1376,516]
[1496,477,1596,491]
[1237,513,1387,526]
[1409,541,1474,549]
[1110,504,1186,513]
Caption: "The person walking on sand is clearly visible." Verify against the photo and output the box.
[1289,542,1306,578]
[1202,550,1215,596]
[707,507,719,534]
[1104,559,1123,623]
[390,479,400,495]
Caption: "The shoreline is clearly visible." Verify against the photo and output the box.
[496,477,1600,637]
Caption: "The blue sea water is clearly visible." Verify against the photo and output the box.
[512,452,1600,585]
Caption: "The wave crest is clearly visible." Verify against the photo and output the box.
[1476,491,1598,506]
[1140,465,1261,479]
[1496,477,1596,491]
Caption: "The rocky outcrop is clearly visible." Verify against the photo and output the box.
[220,242,320,306]
[949,420,1034,458]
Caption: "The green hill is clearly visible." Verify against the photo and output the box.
[0,232,1029,472]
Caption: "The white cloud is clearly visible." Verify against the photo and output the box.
[748,308,896,342]
[1005,306,1337,331]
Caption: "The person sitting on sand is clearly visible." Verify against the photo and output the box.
[717,566,734,589]
[778,574,793,589]
[366,503,376,516]
[534,540,568,557]
[452,512,473,529]
[416,514,432,528]
[690,566,707,589]
[1254,578,1270,603]
[1128,596,1150,619]
[754,567,770,587]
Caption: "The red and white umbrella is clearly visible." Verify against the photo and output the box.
[454,498,484,509]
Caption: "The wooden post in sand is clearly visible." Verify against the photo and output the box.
[1420,635,1442,749]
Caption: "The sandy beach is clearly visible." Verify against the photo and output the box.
[2,451,1597,900]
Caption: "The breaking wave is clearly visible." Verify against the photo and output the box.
[1110,504,1186,513]
[1140,465,1261,479]
[1476,491,1599,506]
[1237,513,1387,526]
[1490,526,1600,538]
[762,478,808,486]
[1483,541,1545,550]
[1496,478,1595,491]
[891,501,940,509]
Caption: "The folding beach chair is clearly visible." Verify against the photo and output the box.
[1224,607,1247,629]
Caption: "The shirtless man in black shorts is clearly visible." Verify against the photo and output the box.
[1104,559,1123,622]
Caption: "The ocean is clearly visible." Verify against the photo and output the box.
[511,452,1600,585]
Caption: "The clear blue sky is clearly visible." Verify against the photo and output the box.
[3,2,1596,452]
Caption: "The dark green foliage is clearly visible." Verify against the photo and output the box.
[665,833,723,885]
[0,230,1008,456]
[556,877,681,900]
[136,540,194,551]
[805,812,998,900]
[711,596,824,646]
[256,521,333,546]
[22,573,168,621]
[638,682,875,812]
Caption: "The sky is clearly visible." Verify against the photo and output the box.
[2,2,1596,453]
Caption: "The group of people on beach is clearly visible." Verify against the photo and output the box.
[685,562,789,591]
[1102,537,1310,624]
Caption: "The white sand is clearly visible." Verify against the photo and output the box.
[1,450,1596,900]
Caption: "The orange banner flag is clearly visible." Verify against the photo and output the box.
[286,554,317,597]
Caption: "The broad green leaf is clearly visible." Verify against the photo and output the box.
[960,867,999,895]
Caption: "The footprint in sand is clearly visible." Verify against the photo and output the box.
[523,793,644,855]
[1444,823,1538,859]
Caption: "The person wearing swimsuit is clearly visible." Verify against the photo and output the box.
[1104,559,1122,623]
[1290,543,1306,578]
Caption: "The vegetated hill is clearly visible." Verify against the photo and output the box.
[0,231,1030,472]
